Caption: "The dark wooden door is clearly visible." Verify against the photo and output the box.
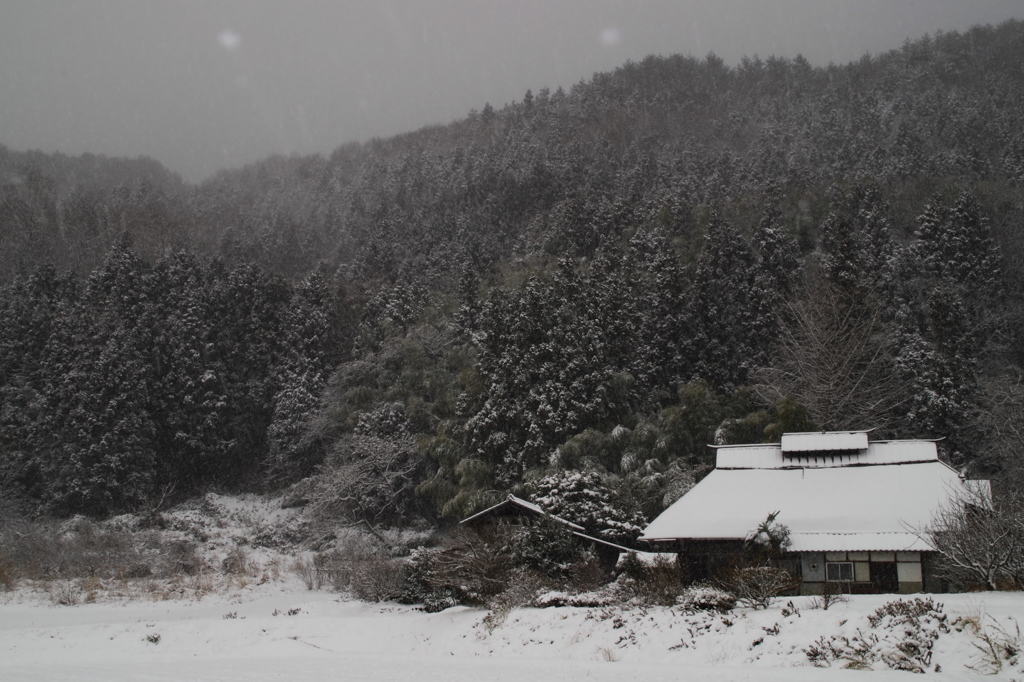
[870,562,899,593]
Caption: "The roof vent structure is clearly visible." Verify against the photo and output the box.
[780,430,869,456]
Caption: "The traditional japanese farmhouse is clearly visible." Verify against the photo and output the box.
[639,431,989,594]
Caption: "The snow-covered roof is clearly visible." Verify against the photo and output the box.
[460,494,585,531]
[715,438,939,469]
[641,435,984,552]
[460,495,633,553]
[780,430,869,453]
[786,532,931,552]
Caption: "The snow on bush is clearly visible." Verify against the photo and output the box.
[533,588,617,608]
[676,583,736,613]
[804,597,951,673]
[721,566,796,610]
[615,551,687,606]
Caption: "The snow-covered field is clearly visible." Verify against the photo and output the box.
[2,579,1022,681]
[2,494,1021,681]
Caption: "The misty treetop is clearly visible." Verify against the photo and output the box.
[3,22,1024,520]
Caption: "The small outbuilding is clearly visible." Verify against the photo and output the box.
[639,431,989,594]
[461,494,632,570]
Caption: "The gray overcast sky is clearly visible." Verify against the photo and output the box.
[2,1,1023,182]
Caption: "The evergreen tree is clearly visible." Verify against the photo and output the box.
[687,213,774,392]
[527,470,646,545]
[626,228,689,398]
[895,192,1001,466]
[266,272,348,483]
[453,264,482,339]
[0,265,79,499]
[819,183,897,299]
[144,251,228,491]
[266,366,324,484]
[39,239,158,515]
[752,196,800,299]
[913,191,1001,298]
[466,262,637,485]
[897,283,980,464]
[205,262,290,482]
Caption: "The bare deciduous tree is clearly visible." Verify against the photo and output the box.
[917,482,1024,591]
[756,274,907,432]
[979,371,1024,473]
[305,433,426,526]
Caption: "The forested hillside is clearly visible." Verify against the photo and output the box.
[3,21,1024,525]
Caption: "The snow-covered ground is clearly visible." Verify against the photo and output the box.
[2,579,1022,681]
[1,494,1021,681]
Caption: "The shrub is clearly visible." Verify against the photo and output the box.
[319,533,394,590]
[487,565,552,606]
[405,529,513,605]
[867,597,946,628]
[0,514,199,581]
[291,556,322,590]
[396,547,441,605]
[967,615,1022,675]
[497,517,587,579]
[720,565,796,609]
[616,553,688,606]
[51,579,81,606]
[183,571,213,597]
[805,632,877,670]
[419,588,460,613]
[805,598,950,673]
[221,546,259,576]
[398,521,613,609]
[307,533,414,602]
[676,583,736,612]
[482,601,512,633]
[564,557,609,594]
[0,555,13,591]
[348,556,408,602]
[533,589,617,608]
[810,582,849,611]
[165,539,206,576]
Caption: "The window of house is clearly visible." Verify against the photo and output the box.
[826,561,854,582]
